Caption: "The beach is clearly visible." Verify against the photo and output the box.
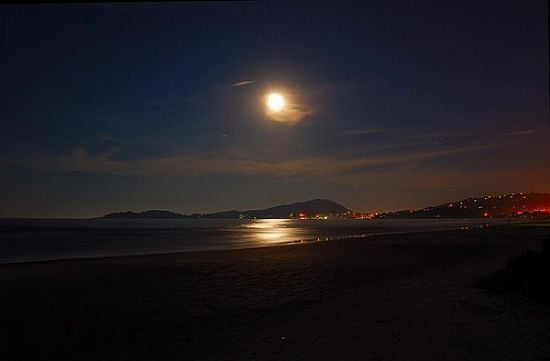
[2,224,549,360]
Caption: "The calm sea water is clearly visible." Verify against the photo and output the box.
[0,218,516,264]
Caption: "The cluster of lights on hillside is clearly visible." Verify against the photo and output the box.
[376,192,550,220]
[292,211,377,220]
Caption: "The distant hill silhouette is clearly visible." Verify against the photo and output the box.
[376,192,550,219]
[101,210,185,219]
[100,199,349,219]
[202,199,348,219]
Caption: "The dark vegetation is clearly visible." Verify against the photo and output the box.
[482,234,550,303]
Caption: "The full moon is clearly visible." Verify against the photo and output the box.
[266,93,285,112]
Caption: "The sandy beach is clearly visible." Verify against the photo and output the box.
[2,224,550,360]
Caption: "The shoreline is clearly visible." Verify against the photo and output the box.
[0,227,465,266]
[0,221,529,266]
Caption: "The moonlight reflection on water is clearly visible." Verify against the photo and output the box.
[241,219,303,244]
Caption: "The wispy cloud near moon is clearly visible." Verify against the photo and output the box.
[231,80,256,87]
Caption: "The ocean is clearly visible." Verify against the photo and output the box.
[0,218,517,264]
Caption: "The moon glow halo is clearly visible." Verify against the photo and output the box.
[266,93,285,112]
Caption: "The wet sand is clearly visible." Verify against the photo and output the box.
[2,225,550,360]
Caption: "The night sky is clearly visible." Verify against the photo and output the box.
[1,1,548,218]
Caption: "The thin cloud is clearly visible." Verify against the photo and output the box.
[339,129,388,136]
[231,80,256,87]
[508,129,535,136]
[8,143,498,186]
[266,103,313,124]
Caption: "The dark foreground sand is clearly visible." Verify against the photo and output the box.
[2,225,550,361]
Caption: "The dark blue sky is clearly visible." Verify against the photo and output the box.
[1,1,548,217]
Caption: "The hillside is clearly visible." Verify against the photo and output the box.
[377,192,550,219]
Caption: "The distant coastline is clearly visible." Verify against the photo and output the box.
[100,199,349,220]
[99,192,550,220]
